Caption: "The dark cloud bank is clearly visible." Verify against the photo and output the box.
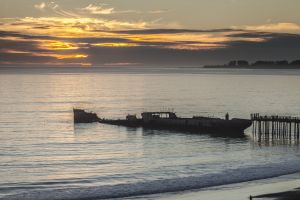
[1,29,300,67]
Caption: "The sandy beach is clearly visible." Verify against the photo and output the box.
[253,188,300,200]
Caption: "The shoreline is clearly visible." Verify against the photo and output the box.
[253,188,300,200]
[126,173,300,200]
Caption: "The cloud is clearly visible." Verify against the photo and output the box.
[0,30,90,66]
[1,16,300,67]
[82,4,115,15]
[34,2,59,11]
[108,28,236,35]
[34,2,46,11]
[0,17,150,38]
[235,23,300,34]
[34,2,79,17]
[81,4,168,15]
[148,10,168,14]
[83,33,300,66]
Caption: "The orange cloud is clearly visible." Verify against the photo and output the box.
[163,43,227,50]
[2,13,289,66]
[1,49,32,54]
[0,61,91,67]
[0,17,149,38]
[49,54,88,59]
[92,42,138,47]
[235,23,300,34]
[39,40,79,50]
[29,52,88,59]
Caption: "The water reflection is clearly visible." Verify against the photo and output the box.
[251,134,300,147]
[2,69,300,198]
[140,127,248,140]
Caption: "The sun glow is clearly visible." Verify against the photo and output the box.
[164,43,227,50]
[0,61,92,66]
[0,14,273,66]
[92,42,138,47]
[127,33,230,43]
[39,40,79,50]
[54,54,88,59]
[0,17,149,38]
[30,52,88,59]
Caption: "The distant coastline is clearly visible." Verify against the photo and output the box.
[204,60,300,69]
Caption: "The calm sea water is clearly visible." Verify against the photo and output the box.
[0,67,300,200]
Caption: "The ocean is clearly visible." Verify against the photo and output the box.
[0,67,300,200]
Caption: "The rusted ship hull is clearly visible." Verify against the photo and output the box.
[74,109,252,135]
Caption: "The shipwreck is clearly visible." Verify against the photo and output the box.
[73,109,252,135]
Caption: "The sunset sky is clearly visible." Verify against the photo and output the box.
[1,0,300,67]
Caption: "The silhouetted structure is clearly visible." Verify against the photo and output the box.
[275,60,288,65]
[290,60,300,65]
[204,60,300,69]
[251,113,300,140]
[253,61,275,66]
[73,109,99,123]
[228,60,237,66]
[237,60,249,66]
[225,113,229,120]
[227,60,249,67]
[73,109,252,135]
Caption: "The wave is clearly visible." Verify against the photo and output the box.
[2,160,300,200]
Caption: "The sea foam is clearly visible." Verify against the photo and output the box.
[2,160,300,200]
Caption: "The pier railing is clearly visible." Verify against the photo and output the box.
[251,113,300,140]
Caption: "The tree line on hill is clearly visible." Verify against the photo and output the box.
[204,60,300,68]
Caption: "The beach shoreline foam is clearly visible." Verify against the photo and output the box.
[128,173,300,200]
[1,164,300,200]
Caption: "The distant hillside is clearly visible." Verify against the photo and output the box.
[204,60,300,69]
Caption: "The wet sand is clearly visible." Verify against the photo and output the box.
[253,188,300,200]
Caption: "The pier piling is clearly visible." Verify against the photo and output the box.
[251,113,300,141]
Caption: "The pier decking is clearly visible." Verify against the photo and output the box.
[251,113,300,140]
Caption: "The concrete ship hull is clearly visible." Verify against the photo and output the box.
[74,109,252,136]
[100,118,252,135]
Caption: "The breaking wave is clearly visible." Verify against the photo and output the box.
[2,160,300,200]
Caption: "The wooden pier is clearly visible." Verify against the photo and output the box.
[251,113,300,140]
